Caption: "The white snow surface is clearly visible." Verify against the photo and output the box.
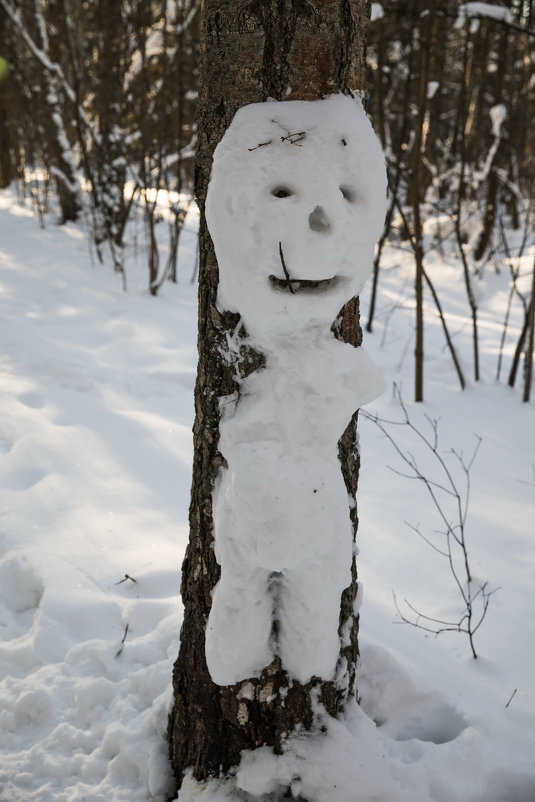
[0,158,534,802]
[370,3,385,22]
[0,189,197,802]
[205,96,386,685]
[490,103,507,137]
[426,81,439,100]
[459,2,513,23]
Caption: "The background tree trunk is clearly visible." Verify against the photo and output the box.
[0,78,14,189]
[168,0,370,793]
[29,0,81,222]
[0,7,15,189]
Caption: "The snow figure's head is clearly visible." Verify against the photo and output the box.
[205,94,387,345]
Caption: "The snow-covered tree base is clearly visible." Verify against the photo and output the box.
[175,701,396,802]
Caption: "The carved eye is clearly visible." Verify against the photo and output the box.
[340,185,355,203]
[272,186,293,198]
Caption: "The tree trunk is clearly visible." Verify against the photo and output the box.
[0,9,14,188]
[94,0,127,251]
[0,75,14,189]
[28,0,81,222]
[168,0,370,793]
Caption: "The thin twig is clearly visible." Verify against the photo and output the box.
[505,689,517,709]
[115,573,137,585]
[278,242,295,293]
[364,385,493,658]
[115,623,130,657]
[281,131,306,145]
[248,140,273,151]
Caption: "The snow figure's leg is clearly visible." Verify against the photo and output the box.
[277,558,351,684]
[205,564,274,686]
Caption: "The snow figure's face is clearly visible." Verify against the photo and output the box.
[205,95,387,344]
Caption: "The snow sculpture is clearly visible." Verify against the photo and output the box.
[205,95,387,686]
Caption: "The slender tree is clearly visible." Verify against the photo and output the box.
[0,8,15,188]
[168,0,371,795]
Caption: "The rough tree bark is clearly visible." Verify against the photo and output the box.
[94,0,127,251]
[5,0,82,222]
[168,0,370,793]
[0,9,15,189]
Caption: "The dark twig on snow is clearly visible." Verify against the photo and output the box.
[248,140,273,151]
[505,689,518,709]
[281,131,306,145]
[115,573,137,585]
[278,242,295,294]
[115,623,130,658]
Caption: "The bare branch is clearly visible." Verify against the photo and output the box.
[367,387,494,658]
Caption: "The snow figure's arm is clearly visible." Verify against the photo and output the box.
[335,342,387,409]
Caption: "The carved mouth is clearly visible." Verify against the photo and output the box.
[268,275,340,294]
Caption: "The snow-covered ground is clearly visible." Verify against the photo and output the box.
[0,185,534,801]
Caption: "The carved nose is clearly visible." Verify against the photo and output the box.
[308,206,331,233]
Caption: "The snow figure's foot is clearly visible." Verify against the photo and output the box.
[205,567,274,686]
[276,562,350,684]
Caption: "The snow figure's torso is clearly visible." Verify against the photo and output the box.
[204,95,387,687]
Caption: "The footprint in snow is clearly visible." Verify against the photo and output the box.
[0,554,44,641]
[0,434,13,453]
[17,391,45,409]
[359,642,467,745]
[4,467,46,491]
[471,773,535,802]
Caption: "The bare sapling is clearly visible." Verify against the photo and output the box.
[391,196,466,393]
[496,202,533,381]
[522,252,535,402]
[363,385,496,659]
